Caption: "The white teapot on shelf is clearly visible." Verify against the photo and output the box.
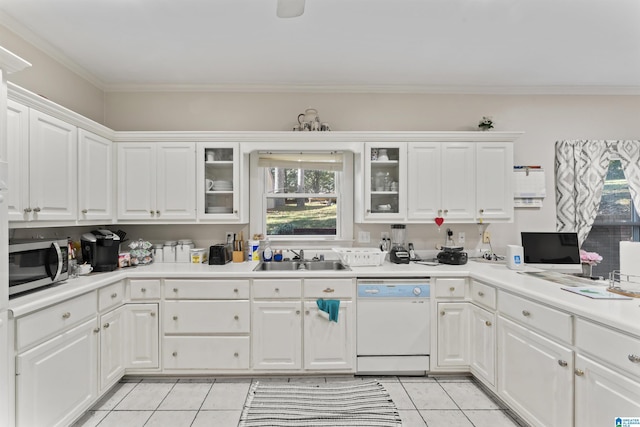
[298,108,319,125]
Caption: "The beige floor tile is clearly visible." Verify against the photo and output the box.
[71,410,109,427]
[464,409,522,427]
[200,382,251,410]
[192,410,242,427]
[94,410,152,427]
[157,382,212,410]
[440,382,501,410]
[398,409,427,426]
[114,382,174,411]
[91,382,137,410]
[402,382,458,410]
[378,381,415,410]
[419,409,475,426]
[145,411,197,427]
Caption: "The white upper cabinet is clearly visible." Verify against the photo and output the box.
[117,142,196,220]
[6,100,29,221]
[476,142,513,222]
[440,143,476,222]
[363,142,406,221]
[407,142,441,220]
[78,129,113,221]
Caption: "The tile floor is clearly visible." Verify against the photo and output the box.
[72,375,527,427]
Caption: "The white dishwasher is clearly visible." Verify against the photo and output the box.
[356,278,431,375]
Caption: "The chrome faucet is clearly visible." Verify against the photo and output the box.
[290,249,305,261]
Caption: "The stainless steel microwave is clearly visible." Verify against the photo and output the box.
[9,238,69,297]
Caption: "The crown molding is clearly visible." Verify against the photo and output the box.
[0,10,106,90]
[0,45,30,74]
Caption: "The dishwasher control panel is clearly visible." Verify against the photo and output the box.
[357,282,430,298]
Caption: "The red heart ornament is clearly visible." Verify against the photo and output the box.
[435,217,444,226]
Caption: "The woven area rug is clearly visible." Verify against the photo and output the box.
[238,380,402,426]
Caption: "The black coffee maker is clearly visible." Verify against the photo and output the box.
[81,229,121,272]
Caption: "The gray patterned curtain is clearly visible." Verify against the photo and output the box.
[555,140,640,246]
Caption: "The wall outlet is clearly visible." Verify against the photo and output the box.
[358,231,371,243]
[225,232,234,243]
[482,231,491,243]
[458,232,465,245]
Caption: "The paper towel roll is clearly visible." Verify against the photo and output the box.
[620,241,640,276]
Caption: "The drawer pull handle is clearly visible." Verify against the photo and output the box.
[172,351,178,357]
[558,360,568,367]
[93,327,100,333]
[522,310,531,317]
[234,315,239,320]
[150,312,156,317]
[234,352,239,358]
[33,207,41,212]
[62,312,71,319]
[485,320,492,327]
[156,210,161,216]
[141,288,147,292]
[305,310,310,315]
[296,310,301,315]
[449,287,455,292]
[275,288,280,292]
[103,323,110,329]
[575,369,584,376]
[478,291,485,297]
[323,287,335,293]
[24,207,32,213]
[479,209,484,214]
[234,288,239,293]
[150,210,155,216]
[173,316,178,321]
[440,311,445,316]
[82,209,88,214]
[629,354,640,363]
[173,288,178,293]
[111,293,118,298]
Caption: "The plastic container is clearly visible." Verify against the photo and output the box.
[190,248,207,264]
[332,248,387,267]
[248,240,261,261]
[152,243,164,263]
[176,239,194,263]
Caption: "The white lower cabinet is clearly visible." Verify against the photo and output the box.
[303,300,354,370]
[99,306,126,393]
[497,316,573,427]
[574,354,640,427]
[15,318,98,427]
[436,302,469,368]
[252,301,303,370]
[125,303,159,370]
[163,336,250,370]
[469,304,496,387]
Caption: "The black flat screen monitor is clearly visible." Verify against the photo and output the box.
[520,232,581,273]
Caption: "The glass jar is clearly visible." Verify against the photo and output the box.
[176,239,194,263]
[163,241,177,263]
[152,243,164,263]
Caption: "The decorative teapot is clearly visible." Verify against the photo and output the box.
[298,108,319,124]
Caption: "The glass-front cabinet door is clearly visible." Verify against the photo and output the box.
[197,142,241,221]
[363,142,406,221]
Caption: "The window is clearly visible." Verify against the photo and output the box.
[582,159,640,276]
[250,151,353,241]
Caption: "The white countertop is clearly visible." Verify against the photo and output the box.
[8,259,640,338]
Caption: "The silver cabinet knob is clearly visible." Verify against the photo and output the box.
[82,209,88,214]
[366,209,371,213]
[24,207,32,213]
[558,360,568,367]
[150,210,155,216]
[173,288,178,293]
[444,209,449,214]
[440,311,445,316]
[234,315,239,320]
[296,310,301,315]
[575,368,584,376]
[305,310,310,315]
[450,287,455,292]
[33,207,41,212]
[522,310,531,317]
[111,293,117,298]
[103,323,110,329]
[62,312,71,319]
[479,209,484,214]
[478,291,485,297]
[156,210,161,215]
[93,327,100,333]
[233,210,238,214]
[323,288,335,293]
[275,288,280,292]
[234,352,239,358]
[485,320,492,327]
[172,351,178,357]
[150,312,156,317]
[438,209,442,215]
[234,288,239,293]
[173,315,178,320]
[141,288,146,292]
[629,354,640,363]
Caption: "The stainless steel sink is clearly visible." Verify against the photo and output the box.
[253,260,350,271]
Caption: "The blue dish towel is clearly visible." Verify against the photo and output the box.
[316,299,340,322]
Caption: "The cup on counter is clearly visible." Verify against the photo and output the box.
[77,263,93,275]
[69,259,79,278]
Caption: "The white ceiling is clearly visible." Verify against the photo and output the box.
[1,0,639,94]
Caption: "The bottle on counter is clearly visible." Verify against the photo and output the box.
[262,241,273,262]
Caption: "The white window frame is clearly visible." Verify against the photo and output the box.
[249,151,354,245]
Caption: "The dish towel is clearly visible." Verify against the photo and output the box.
[316,298,340,322]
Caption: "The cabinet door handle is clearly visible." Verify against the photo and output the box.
[141,288,147,292]
[82,209,88,214]
[234,288,239,293]
[33,207,41,212]
[234,315,239,320]
[629,354,640,363]
[296,310,301,315]
[93,327,100,333]
[522,310,531,317]
[24,207,32,213]
[62,312,71,319]
[485,320,492,327]
[173,315,178,320]
[574,368,584,376]
[478,291,485,297]
[438,209,442,215]
[366,209,371,213]
[323,287,335,293]
[440,311,445,316]
[449,287,455,292]
[234,352,239,358]
[150,312,156,317]
[173,288,178,293]
[172,351,178,357]
[443,209,448,214]
[150,210,155,216]
[103,323,110,329]
[111,293,118,298]
[479,209,484,214]
[156,210,161,216]
[305,310,310,315]
[558,360,568,367]
[233,210,238,214]
[275,288,280,292]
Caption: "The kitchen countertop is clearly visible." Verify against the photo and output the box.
[8,260,640,338]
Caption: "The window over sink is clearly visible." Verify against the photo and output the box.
[249,151,353,242]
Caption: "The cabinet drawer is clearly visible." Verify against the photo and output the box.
[304,278,354,299]
[129,279,161,300]
[98,281,125,312]
[253,279,302,299]
[164,301,250,334]
[498,291,572,343]
[165,279,250,299]
[435,278,467,298]
[164,336,250,370]
[17,292,97,351]
[470,280,496,310]
[576,318,640,378]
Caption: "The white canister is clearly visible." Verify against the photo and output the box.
[152,243,164,263]
[190,248,207,264]
[163,241,177,263]
[176,239,194,263]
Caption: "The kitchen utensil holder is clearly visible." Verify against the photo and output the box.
[232,251,244,263]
